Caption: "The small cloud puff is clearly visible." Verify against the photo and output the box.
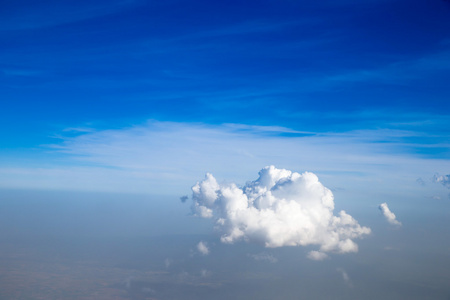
[164,258,172,269]
[434,174,450,189]
[190,166,371,258]
[307,250,329,261]
[416,177,425,186]
[200,269,212,277]
[248,252,278,263]
[337,268,353,287]
[379,202,401,226]
[197,241,209,255]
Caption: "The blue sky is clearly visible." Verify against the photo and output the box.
[1,0,449,194]
[2,1,450,299]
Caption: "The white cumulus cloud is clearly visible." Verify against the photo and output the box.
[190,166,371,257]
[378,202,401,226]
[197,241,209,255]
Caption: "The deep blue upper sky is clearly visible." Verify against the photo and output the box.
[1,0,450,148]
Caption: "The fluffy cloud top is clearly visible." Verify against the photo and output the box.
[378,202,401,226]
[191,166,371,258]
[197,241,209,255]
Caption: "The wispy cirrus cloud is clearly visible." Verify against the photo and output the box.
[322,50,450,85]
[0,0,139,31]
[1,121,448,195]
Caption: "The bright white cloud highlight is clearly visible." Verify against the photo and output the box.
[197,241,209,255]
[191,166,371,257]
[378,202,401,226]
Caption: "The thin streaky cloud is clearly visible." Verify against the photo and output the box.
[1,121,448,195]
[323,50,450,85]
[168,19,314,41]
[0,0,139,31]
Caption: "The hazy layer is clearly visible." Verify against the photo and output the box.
[1,189,449,299]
